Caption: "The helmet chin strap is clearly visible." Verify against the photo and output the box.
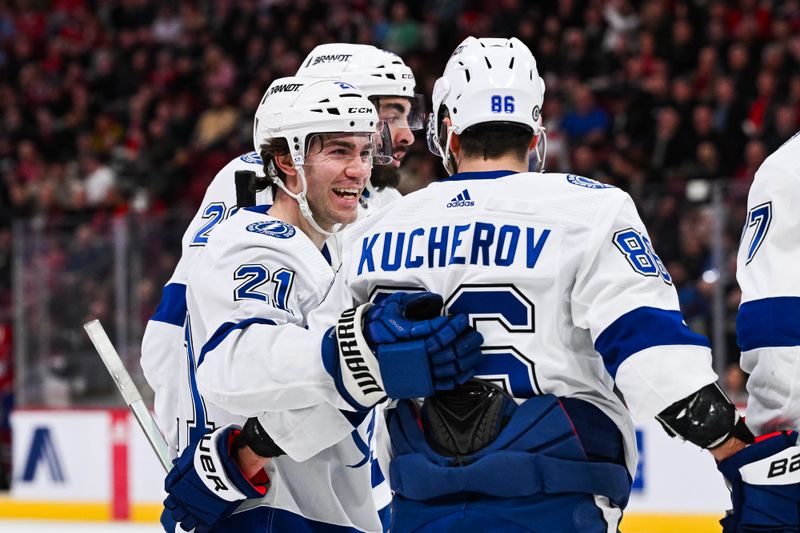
[533,128,547,172]
[269,159,339,237]
[441,125,457,175]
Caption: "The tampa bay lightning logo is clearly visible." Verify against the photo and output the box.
[246,220,296,239]
[239,151,263,165]
[566,174,615,189]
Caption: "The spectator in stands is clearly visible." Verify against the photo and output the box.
[560,85,609,145]
[81,151,116,208]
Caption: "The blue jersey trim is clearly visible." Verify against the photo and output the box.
[197,317,277,366]
[321,327,337,379]
[244,205,270,214]
[150,283,187,327]
[321,243,333,266]
[339,408,369,428]
[185,317,206,446]
[738,297,800,351]
[443,170,517,182]
[595,307,710,379]
[372,457,386,488]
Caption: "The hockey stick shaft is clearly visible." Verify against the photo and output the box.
[235,170,256,208]
[84,319,171,473]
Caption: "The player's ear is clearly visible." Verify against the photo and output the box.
[529,134,539,152]
[449,131,461,156]
[274,153,296,177]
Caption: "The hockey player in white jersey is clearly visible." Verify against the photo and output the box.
[159,78,483,533]
[307,36,799,532]
[734,131,800,532]
[141,45,422,459]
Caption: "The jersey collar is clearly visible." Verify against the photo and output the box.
[442,170,518,182]
[243,205,270,214]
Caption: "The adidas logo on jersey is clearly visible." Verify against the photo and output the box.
[446,189,474,208]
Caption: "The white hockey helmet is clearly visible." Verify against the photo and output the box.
[253,76,391,235]
[297,43,425,130]
[428,37,547,174]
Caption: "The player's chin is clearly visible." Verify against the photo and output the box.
[333,207,359,225]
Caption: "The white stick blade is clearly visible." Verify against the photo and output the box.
[84,319,142,406]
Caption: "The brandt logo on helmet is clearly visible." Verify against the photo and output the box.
[246,220,296,239]
[446,189,475,208]
[532,105,541,122]
[310,54,353,66]
[268,83,303,96]
[348,107,372,114]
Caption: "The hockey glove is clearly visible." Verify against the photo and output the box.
[717,430,800,533]
[324,291,484,410]
[164,424,269,533]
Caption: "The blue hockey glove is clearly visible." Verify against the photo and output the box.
[323,292,484,410]
[717,430,800,533]
[164,424,268,533]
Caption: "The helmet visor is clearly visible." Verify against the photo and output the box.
[374,94,426,132]
[302,125,393,168]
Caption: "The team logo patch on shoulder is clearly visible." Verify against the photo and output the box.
[566,175,615,189]
[240,151,263,165]
[246,220,296,239]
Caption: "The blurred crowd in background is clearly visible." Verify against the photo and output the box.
[1,0,800,487]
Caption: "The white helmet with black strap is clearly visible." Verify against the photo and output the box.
[427,36,547,174]
[252,76,392,235]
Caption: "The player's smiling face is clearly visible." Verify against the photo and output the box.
[302,133,372,228]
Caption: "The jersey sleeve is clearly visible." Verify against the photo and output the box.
[571,192,718,421]
[188,225,360,460]
[736,155,800,433]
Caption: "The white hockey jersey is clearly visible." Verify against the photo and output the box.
[182,206,387,532]
[141,151,400,455]
[736,131,800,434]
[312,170,720,476]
